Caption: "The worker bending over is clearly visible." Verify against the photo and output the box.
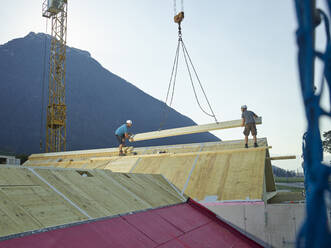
[115,120,132,156]
[241,105,258,148]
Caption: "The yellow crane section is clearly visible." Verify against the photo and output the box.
[42,0,68,152]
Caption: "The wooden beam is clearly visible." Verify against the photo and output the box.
[28,147,134,161]
[26,145,271,167]
[89,146,271,161]
[131,117,262,142]
[26,146,271,167]
[267,155,296,161]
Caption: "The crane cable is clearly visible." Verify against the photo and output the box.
[39,19,48,152]
[173,0,184,16]
[160,4,218,130]
[181,38,218,122]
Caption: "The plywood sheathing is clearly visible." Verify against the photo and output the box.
[0,166,185,238]
[184,149,267,201]
[24,138,276,202]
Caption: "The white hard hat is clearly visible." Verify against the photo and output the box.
[241,105,247,109]
[126,120,132,125]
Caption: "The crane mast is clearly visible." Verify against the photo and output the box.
[42,0,68,152]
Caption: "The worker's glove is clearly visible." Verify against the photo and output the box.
[129,134,134,142]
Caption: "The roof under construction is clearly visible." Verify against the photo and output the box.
[24,137,277,203]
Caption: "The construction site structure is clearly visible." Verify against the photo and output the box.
[22,136,315,247]
[0,113,322,247]
[42,0,68,152]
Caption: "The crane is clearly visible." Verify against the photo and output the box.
[42,0,68,152]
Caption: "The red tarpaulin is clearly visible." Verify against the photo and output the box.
[0,199,262,248]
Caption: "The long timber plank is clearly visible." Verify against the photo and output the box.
[131,117,262,142]
[267,155,296,160]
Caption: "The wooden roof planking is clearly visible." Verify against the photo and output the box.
[24,138,278,202]
[0,165,185,238]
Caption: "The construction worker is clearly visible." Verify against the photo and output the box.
[241,105,258,148]
[115,120,132,156]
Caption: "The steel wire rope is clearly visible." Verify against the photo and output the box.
[180,40,218,123]
[160,24,218,129]
[159,40,181,130]
[174,0,184,15]
[160,0,218,129]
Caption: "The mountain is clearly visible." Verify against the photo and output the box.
[0,32,219,154]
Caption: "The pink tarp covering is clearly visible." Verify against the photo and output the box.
[0,199,262,248]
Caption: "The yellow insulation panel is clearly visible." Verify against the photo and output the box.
[0,166,184,238]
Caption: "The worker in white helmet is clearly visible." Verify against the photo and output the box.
[115,120,133,156]
[241,105,258,148]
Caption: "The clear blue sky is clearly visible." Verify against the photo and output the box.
[1,1,330,171]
